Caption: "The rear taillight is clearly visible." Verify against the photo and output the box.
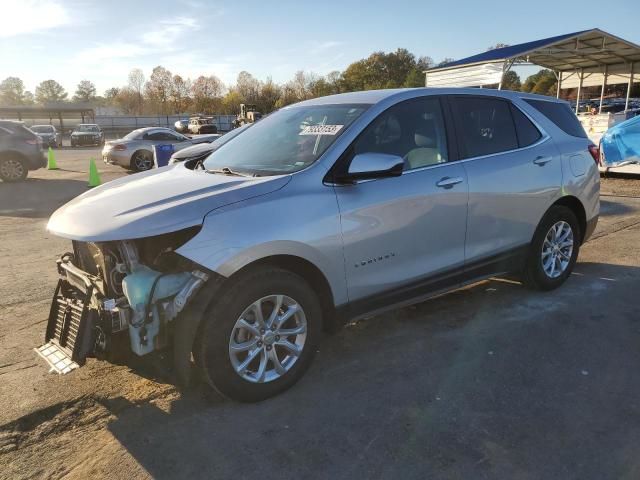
[113,144,127,151]
[588,144,599,164]
[25,138,38,145]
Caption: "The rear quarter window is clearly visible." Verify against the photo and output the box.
[523,99,587,138]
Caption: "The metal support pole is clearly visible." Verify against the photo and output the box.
[625,63,634,112]
[576,68,583,113]
[556,71,562,98]
[599,65,608,114]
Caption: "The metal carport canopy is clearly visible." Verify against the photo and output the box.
[424,29,640,111]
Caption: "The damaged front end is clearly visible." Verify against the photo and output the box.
[36,228,209,374]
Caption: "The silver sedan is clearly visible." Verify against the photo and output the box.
[102,127,220,171]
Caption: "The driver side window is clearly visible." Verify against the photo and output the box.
[353,97,448,171]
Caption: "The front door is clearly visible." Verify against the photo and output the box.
[333,96,469,305]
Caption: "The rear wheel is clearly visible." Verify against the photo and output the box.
[130,150,153,171]
[0,156,28,182]
[522,205,580,290]
[198,267,322,402]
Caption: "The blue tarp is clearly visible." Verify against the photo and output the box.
[600,115,640,167]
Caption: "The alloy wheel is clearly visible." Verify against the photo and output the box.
[133,152,153,171]
[0,158,25,181]
[541,220,574,278]
[228,294,307,384]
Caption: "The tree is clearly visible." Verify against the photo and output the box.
[0,77,27,105]
[145,66,173,114]
[114,88,139,114]
[0,77,24,105]
[35,80,67,104]
[235,71,261,105]
[170,75,192,113]
[221,89,244,115]
[257,77,281,113]
[342,48,429,91]
[191,75,224,113]
[522,69,557,96]
[487,43,509,51]
[500,70,521,91]
[436,57,455,67]
[73,80,96,102]
[128,68,145,115]
[104,87,119,100]
[23,91,35,105]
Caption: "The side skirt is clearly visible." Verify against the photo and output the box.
[336,245,528,323]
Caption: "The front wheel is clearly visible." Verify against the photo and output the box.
[522,205,580,291]
[198,267,322,402]
[130,150,153,171]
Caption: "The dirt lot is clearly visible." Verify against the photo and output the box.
[1,151,640,479]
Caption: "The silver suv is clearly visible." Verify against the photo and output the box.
[41,88,599,401]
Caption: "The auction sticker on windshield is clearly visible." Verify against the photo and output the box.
[299,125,343,135]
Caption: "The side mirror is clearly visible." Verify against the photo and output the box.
[340,153,404,183]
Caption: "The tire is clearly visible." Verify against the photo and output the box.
[522,205,580,291]
[130,150,153,172]
[0,156,28,182]
[198,267,322,402]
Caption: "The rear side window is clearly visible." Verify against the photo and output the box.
[510,105,542,147]
[450,97,518,158]
[523,99,587,138]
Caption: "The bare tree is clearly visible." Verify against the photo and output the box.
[128,68,145,114]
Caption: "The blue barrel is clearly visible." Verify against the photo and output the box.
[152,144,174,168]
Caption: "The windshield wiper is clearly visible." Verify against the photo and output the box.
[206,166,254,177]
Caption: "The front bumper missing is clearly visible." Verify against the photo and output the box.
[35,260,99,374]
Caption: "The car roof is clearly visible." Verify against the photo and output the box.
[295,87,570,107]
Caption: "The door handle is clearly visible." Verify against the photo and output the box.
[436,176,464,189]
[533,155,552,166]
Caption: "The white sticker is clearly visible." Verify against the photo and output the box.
[299,124,344,136]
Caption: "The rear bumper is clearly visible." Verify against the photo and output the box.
[102,150,130,167]
[26,150,47,170]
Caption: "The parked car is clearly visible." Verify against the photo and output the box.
[30,124,62,148]
[42,88,599,402]
[599,114,640,175]
[102,127,220,171]
[169,123,251,165]
[188,116,218,134]
[70,124,104,147]
[0,120,46,182]
[174,119,189,133]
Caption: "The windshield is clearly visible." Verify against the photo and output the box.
[210,124,251,148]
[31,125,54,133]
[203,104,369,175]
[76,125,99,132]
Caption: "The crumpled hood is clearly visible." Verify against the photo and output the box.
[47,163,291,241]
[172,141,216,160]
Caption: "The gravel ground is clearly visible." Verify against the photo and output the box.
[1,152,640,479]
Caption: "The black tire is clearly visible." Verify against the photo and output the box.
[0,156,28,182]
[130,150,153,172]
[198,267,322,402]
[522,205,581,291]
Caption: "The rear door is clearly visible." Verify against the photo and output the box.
[449,95,561,267]
[333,96,469,304]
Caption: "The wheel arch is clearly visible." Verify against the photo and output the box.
[230,254,337,332]
[551,195,587,244]
[129,148,153,170]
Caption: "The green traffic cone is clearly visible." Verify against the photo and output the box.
[88,158,101,188]
[47,147,58,170]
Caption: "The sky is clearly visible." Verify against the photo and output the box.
[0,0,637,96]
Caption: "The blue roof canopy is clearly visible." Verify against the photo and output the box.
[428,29,640,73]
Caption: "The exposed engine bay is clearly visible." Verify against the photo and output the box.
[36,228,209,374]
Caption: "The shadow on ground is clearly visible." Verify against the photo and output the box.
[98,262,640,480]
[0,178,89,218]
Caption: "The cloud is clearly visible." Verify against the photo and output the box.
[0,0,71,37]
[309,41,344,55]
[141,16,199,48]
